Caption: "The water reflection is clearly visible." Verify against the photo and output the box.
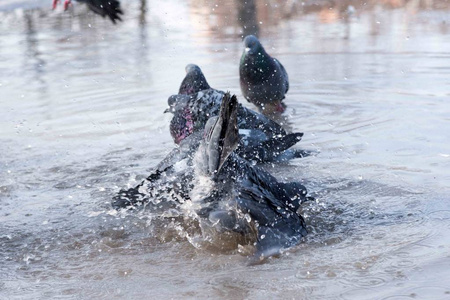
[236,0,259,37]
[139,0,147,25]
[23,10,47,97]
[188,0,450,38]
[1,0,449,42]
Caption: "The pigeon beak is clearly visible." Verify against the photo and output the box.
[245,47,251,53]
[164,107,170,113]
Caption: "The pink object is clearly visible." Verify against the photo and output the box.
[52,0,59,10]
[275,102,286,113]
[63,0,72,10]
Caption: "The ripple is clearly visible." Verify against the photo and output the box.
[340,275,388,288]
[339,287,379,300]
[382,286,450,300]
[427,210,450,221]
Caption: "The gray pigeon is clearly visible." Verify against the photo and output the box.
[168,90,304,163]
[112,65,306,210]
[167,64,306,163]
[239,35,289,113]
[113,94,311,263]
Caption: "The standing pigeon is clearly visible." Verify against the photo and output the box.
[239,35,289,113]
[53,0,123,24]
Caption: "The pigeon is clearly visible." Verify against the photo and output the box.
[167,64,305,163]
[113,94,310,262]
[193,93,308,261]
[112,105,305,209]
[52,0,123,24]
[239,35,289,113]
[112,65,307,210]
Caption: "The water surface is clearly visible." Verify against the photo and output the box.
[1,0,450,299]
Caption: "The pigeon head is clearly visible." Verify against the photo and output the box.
[178,64,211,95]
[243,35,264,56]
[165,94,191,114]
[170,107,194,144]
[240,35,271,76]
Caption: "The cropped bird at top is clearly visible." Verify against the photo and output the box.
[52,0,123,23]
[239,35,289,114]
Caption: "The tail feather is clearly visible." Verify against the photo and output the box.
[239,132,303,162]
[217,94,239,171]
[85,0,123,24]
[204,93,239,174]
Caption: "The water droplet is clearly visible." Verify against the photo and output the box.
[245,214,251,223]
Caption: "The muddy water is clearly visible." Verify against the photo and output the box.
[1,0,450,299]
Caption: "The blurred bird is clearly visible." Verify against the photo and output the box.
[239,35,289,113]
[52,0,123,24]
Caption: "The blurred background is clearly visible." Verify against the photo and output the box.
[0,1,449,299]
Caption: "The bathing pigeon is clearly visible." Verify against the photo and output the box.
[239,35,289,113]
[113,94,310,262]
[167,64,305,163]
[194,93,308,261]
[112,65,305,210]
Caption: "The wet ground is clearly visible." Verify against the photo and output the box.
[1,0,450,299]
